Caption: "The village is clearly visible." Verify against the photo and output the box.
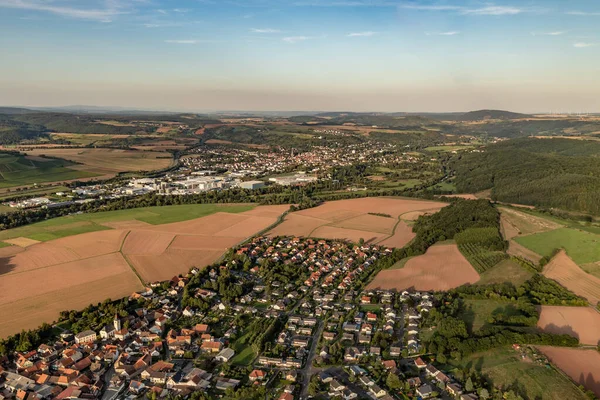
[0,235,485,400]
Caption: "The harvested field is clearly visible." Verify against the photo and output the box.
[122,231,175,255]
[332,214,396,235]
[23,148,174,175]
[311,226,388,244]
[367,244,480,291]
[500,215,520,240]
[543,250,600,305]
[126,249,226,283]
[500,207,562,236]
[268,214,330,237]
[0,204,286,338]
[377,221,415,248]
[477,259,533,286]
[538,306,600,345]
[269,197,446,244]
[537,346,600,397]
[507,240,542,263]
[4,237,40,248]
[0,270,142,338]
[400,211,430,221]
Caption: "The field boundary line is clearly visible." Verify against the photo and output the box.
[117,230,146,285]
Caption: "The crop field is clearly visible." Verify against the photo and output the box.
[0,204,288,338]
[476,259,533,286]
[451,347,587,400]
[0,204,255,242]
[500,207,562,237]
[543,250,600,306]
[23,148,174,176]
[507,240,542,264]
[458,243,507,273]
[537,346,600,397]
[268,197,446,247]
[537,306,600,346]
[0,152,98,188]
[366,244,480,291]
[515,228,600,265]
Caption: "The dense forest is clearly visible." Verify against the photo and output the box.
[450,138,600,214]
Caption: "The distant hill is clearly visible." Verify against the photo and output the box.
[458,110,532,121]
[0,107,35,114]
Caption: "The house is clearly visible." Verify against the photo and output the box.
[249,370,267,382]
[414,357,427,369]
[382,360,396,370]
[215,378,240,391]
[417,384,434,399]
[407,377,422,387]
[285,370,298,382]
[201,341,222,353]
[330,379,346,392]
[215,348,235,362]
[460,394,479,400]
[447,383,463,396]
[74,330,96,344]
[389,346,401,357]
[278,393,294,400]
[369,384,387,398]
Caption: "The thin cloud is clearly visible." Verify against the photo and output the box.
[532,31,566,36]
[573,42,596,48]
[462,6,522,16]
[400,3,528,16]
[0,0,133,22]
[282,36,312,43]
[251,28,281,33]
[347,31,377,37]
[567,11,600,16]
[426,31,460,36]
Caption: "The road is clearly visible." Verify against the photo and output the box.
[298,319,325,399]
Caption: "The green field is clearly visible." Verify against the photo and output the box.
[0,203,255,242]
[359,304,382,312]
[231,332,257,366]
[0,152,98,188]
[514,228,600,264]
[0,185,71,201]
[477,259,533,286]
[449,347,587,400]
[458,299,528,332]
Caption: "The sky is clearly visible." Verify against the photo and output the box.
[1,0,600,113]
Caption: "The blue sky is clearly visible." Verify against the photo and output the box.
[1,0,599,112]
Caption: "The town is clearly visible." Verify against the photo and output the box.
[0,236,482,400]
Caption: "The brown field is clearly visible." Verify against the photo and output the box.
[333,214,396,235]
[537,346,600,397]
[400,210,436,221]
[500,207,562,236]
[377,221,415,248]
[543,250,600,305]
[507,240,542,263]
[269,197,446,246]
[23,148,174,175]
[538,306,600,345]
[0,205,287,338]
[4,237,40,247]
[366,244,480,291]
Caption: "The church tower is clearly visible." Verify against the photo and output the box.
[114,313,121,332]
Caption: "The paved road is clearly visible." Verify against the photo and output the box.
[299,320,325,399]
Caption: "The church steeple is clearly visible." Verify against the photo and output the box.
[114,313,121,332]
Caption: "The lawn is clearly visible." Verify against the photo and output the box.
[360,304,382,312]
[448,347,587,400]
[458,299,528,332]
[430,181,456,192]
[0,185,71,200]
[0,152,98,188]
[0,203,255,242]
[231,332,257,366]
[477,259,533,286]
[515,228,600,264]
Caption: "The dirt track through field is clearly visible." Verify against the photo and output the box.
[367,244,480,291]
[543,250,600,305]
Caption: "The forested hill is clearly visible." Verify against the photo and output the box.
[449,138,600,215]
[457,109,531,121]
